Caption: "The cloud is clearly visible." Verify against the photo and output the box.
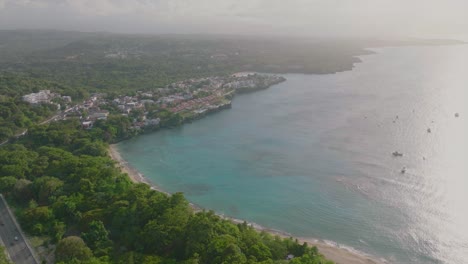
[0,0,467,38]
[65,0,160,16]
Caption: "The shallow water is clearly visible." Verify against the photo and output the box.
[118,45,468,264]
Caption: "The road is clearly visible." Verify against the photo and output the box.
[0,110,65,147]
[38,114,61,125]
[0,195,39,264]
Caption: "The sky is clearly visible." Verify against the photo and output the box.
[0,0,467,39]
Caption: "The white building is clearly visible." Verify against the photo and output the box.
[145,118,160,126]
[88,110,109,120]
[22,90,54,104]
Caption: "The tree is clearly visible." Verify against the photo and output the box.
[207,235,247,264]
[0,127,12,142]
[13,179,33,203]
[0,176,17,193]
[52,194,82,223]
[55,236,93,263]
[73,138,107,157]
[52,221,66,243]
[247,243,272,262]
[32,176,64,204]
[22,206,54,235]
[82,221,112,255]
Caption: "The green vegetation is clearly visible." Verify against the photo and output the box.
[2,30,338,143]
[0,120,333,263]
[0,30,368,96]
[0,29,462,264]
[11,30,445,263]
[0,246,12,264]
[0,30,463,264]
[0,73,89,142]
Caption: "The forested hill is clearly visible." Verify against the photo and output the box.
[0,30,370,94]
[0,73,89,142]
[0,119,334,264]
[1,30,461,95]
[0,30,372,142]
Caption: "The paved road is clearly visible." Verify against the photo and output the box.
[0,108,72,147]
[39,114,60,125]
[0,195,39,264]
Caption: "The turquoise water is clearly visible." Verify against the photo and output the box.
[118,45,468,264]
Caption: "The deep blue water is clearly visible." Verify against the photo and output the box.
[118,45,468,264]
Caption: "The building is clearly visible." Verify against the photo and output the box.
[231,72,255,78]
[82,121,93,129]
[22,90,54,104]
[145,118,160,126]
[141,92,153,98]
[88,110,109,121]
[140,99,155,105]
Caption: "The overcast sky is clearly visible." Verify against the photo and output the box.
[0,0,467,39]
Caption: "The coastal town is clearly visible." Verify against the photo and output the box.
[20,73,285,133]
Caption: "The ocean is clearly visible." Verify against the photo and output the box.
[117,45,468,264]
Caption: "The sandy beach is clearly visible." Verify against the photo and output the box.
[108,144,170,195]
[109,144,145,184]
[108,144,384,264]
[292,237,383,264]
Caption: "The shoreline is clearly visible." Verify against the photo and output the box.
[108,144,385,264]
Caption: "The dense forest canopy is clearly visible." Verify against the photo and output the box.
[0,30,372,94]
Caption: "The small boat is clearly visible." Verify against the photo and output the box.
[392,151,403,157]
[401,167,406,174]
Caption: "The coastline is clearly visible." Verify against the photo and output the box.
[108,144,170,195]
[108,144,384,264]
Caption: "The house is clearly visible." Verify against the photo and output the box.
[22,90,55,104]
[141,92,153,98]
[140,99,155,105]
[126,102,137,108]
[145,118,160,126]
[82,121,93,129]
[88,110,109,120]
[62,96,72,103]
[83,100,94,109]
[231,72,255,78]
[119,106,132,114]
